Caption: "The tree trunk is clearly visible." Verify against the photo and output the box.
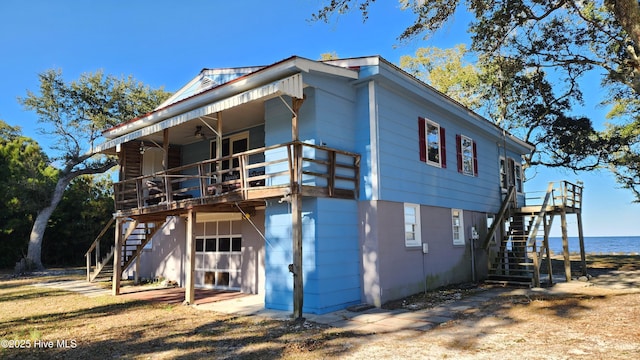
[26,176,71,269]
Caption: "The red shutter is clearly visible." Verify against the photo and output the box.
[440,127,447,168]
[418,117,426,162]
[456,134,462,173]
[473,141,478,176]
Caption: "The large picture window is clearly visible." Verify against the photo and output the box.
[404,203,421,247]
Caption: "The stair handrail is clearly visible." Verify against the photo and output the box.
[526,181,555,247]
[120,221,164,272]
[483,186,516,250]
[85,217,115,257]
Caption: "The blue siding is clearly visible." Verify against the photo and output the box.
[263,196,361,314]
[374,84,504,213]
[353,84,376,200]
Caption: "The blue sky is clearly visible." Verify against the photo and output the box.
[1,0,638,237]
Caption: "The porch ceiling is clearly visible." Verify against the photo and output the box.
[92,73,303,154]
[137,99,265,147]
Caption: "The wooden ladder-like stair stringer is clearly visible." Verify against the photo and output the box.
[486,182,556,287]
[87,219,163,282]
[120,221,163,272]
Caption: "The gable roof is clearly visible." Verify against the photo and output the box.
[92,55,533,155]
[91,56,358,154]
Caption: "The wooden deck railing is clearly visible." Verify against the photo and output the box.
[524,180,583,211]
[114,141,360,213]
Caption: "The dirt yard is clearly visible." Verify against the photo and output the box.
[1,255,639,359]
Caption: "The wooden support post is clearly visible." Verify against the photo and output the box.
[217,112,223,183]
[185,209,196,305]
[96,239,100,270]
[544,215,553,286]
[163,129,169,170]
[531,241,540,288]
[328,150,336,197]
[163,129,172,205]
[291,96,305,320]
[560,209,571,282]
[134,252,140,285]
[86,250,91,282]
[577,212,587,276]
[291,182,303,319]
[112,219,122,296]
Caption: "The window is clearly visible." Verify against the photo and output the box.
[196,236,242,253]
[456,135,478,176]
[452,209,465,245]
[418,118,446,168]
[499,157,524,193]
[404,203,421,247]
[210,132,249,182]
[514,163,523,193]
[499,158,507,189]
[427,121,441,165]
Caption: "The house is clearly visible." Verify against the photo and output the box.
[87,55,582,316]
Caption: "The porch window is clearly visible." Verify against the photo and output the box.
[211,131,249,182]
[404,203,421,247]
[452,209,465,245]
[418,117,446,168]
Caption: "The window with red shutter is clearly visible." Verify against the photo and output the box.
[418,117,426,163]
[418,117,447,168]
[458,135,476,176]
[456,134,463,173]
[472,141,478,176]
[440,127,447,168]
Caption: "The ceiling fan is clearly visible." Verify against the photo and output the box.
[194,125,207,139]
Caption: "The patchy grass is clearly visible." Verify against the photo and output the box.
[0,276,367,359]
[1,255,640,359]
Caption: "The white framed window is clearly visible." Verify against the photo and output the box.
[514,163,523,193]
[426,120,442,167]
[404,203,421,247]
[419,117,446,168]
[499,157,507,190]
[499,156,524,193]
[452,209,465,245]
[461,135,474,176]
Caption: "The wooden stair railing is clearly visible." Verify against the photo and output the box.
[87,219,138,282]
[483,186,516,250]
[86,219,164,282]
[85,217,115,282]
[526,182,555,287]
[120,222,163,272]
[487,180,584,287]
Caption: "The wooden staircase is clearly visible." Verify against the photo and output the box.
[85,218,163,282]
[485,181,583,287]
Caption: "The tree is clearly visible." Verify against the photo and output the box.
[43,174,114,266]
[401,45,606,172]
[0,121,57,267]
[314,0,640,198]
[18,70,171,269]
